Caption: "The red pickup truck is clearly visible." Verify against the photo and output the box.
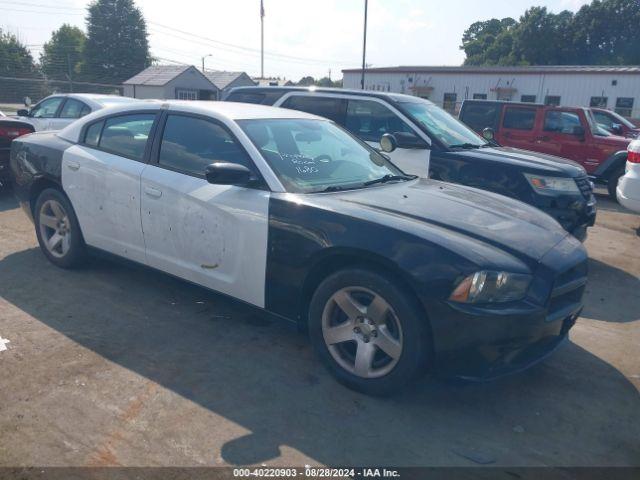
[459,100,632,199]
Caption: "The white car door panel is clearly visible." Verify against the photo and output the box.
[140,164,270,308]
[62,145,146,263]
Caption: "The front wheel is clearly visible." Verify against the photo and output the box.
[34,188,86,268]
[308,268,431,396]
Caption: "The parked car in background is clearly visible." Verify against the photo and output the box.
[591,108,640,139]
[0,117,35,187]
[617,139,640,213]
[10,100,588,395]
[15,94,138,132]
[459,100,632,200]
[225,87,596,240]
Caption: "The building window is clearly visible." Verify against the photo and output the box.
[544,95,561,106]
[590,96,608,108]
[615,97,634,117]
[443,93,457,113]
[521,95,536,103]
[176,89,198,100]
[473,93,487,100]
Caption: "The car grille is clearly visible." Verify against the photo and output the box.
[574,175,593,200]
[547,259,587,324]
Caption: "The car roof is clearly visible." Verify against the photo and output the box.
[58,99,324,143]
[226,86,434,105]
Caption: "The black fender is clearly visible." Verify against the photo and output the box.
[593,150,628,180]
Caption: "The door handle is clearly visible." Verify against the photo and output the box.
[67,161,80,171]
[144,186,162,198]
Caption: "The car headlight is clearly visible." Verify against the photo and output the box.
[524,173,580,195]
[449,271,532,304]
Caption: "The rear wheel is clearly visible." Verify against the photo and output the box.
[607,166,625,201]
[34,188,86,268]
[308,268,430,396]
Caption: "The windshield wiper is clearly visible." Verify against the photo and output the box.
[449,143,483,149]
[363,174,416,187]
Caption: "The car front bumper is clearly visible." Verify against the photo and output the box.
[428,234,588,380]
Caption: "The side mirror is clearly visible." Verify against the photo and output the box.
[380,133,397,153]
[205,162,253,186]
[482,127,495,141]
[611,123,623,135]
[571,125,585,137]
[16,109,29,117]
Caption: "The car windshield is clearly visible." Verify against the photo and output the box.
[239,118,408,193]
[400,100,488,148]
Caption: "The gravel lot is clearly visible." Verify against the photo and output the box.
[0,188,638,467]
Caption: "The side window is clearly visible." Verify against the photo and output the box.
[461,104,499,131]
[593,111,613,128]
[503,107,536,130]
[84,121,104,146]
[226,92,266,104]
[345,99,413,142]
[159,114,252,176]
[281,96,347,124]
[60,99,91,119]
[30,97,64,118]
[99,114,155,160]
[544,111,581,134]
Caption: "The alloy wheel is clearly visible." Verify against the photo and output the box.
[39,199,72,258]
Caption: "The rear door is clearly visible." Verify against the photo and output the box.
[498,105,539,150]
[51,98,92,130]
[140,112,270,307]
[62,111,157,263]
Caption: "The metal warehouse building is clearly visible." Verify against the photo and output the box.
[342,65,640,119]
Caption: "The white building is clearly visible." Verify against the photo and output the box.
[342,65,640,119]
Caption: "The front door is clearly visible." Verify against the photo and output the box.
[537,110,591,169]
[62,112,157,263]
[140,113,270,307]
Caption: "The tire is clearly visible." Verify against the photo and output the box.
[607,166,625,201]
[308,268,431,396]
[34,188,86,269]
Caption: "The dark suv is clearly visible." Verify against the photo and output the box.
[225,87,596,241]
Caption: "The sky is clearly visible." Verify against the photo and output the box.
[1,0,592,82]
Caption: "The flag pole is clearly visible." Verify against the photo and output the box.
[361,0,368,90]
[260,0,265,78]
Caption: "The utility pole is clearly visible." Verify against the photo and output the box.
[201,54,212,72]
[361,0,368,90]
[260,0,265,78]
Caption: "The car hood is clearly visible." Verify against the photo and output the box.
[450,146,586,176]
[310,178,568,263]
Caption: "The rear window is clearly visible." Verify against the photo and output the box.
[226,92,266,104]
[281,95,347,124]
[98,114,155,161]
[460,103,500,132]
[503,107,536,130]
[84,121,103,146]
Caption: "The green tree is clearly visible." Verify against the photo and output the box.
[83,0,151,83]
[297,76,316,86]
[0,29,37,77]
[572,0,640,64]
[460,18,517,65]
[40,24,86,80]
[512,7,574,65]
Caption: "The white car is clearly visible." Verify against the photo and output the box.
[617,139,640,212]
[15,93,138,131]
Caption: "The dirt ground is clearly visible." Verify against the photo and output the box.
[0,188,638,468]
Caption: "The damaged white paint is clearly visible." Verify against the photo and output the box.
[0,336,10,352]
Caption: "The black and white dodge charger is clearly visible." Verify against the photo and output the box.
[10,101,588,395]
